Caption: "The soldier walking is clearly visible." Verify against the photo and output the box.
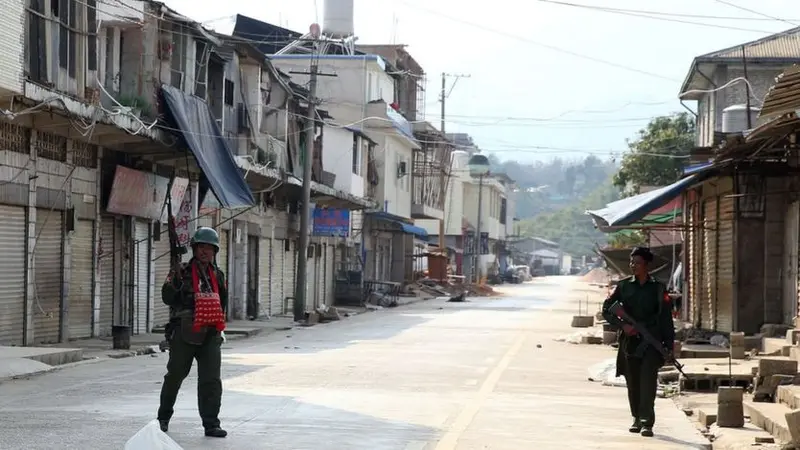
[602,247,675,438]
[157,227,229,438]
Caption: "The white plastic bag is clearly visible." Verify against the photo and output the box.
[124,420,184,450]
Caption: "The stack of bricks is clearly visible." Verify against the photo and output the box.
[729,332,746,360]
[716,386,744,427]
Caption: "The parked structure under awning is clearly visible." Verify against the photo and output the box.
[586,171,714,230]
[160,85,255,208]
[366,211,428,240]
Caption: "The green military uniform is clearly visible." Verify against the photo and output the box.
[602,276,674,431]
[157,227,229,438]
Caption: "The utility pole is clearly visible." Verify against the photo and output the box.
[294,24,321,322]
[439,72,470,134]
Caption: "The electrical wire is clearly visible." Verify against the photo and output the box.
[713,0,798,27]
[533,0,781,33]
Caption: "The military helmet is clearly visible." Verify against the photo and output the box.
[190,227,220,251]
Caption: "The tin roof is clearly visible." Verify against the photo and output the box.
[758,65,800,119]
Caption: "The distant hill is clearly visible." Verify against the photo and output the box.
[489,154,621,258]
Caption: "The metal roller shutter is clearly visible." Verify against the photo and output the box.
[284,240,295,313]
[133,220,150,335]
[258,238,270,316]
[270,239,284,315]
[152,233,172,329]
[716,193,735,332]
[217,229,229,277]
[97,217,115,336]
[687,201,699,326]
[68,219,94,339]
[0,205,26,345]
[305,245,316,311]
[702,198,717,331]
[34,209,64,344]
[326,244,335,306]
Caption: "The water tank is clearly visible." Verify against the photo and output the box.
[323,0,354,38]
[721,104,761,133]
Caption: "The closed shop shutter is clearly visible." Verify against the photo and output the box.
[687,201,699,325]
[34,209,64,344]
[0,205,27,346]
[326,244,335,306]
[217,229,229,277]
[97,217,115,336]
[305,245,315,311]
[152,233,172,329]
[702,198,717,331]
[270,239,284,315]
[717,194,735,332]
[133,220,150,335]
[258,238,271,316]
[68,219,94,339]
[284,240,295,313]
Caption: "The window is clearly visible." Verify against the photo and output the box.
[194,41,208,98]
[352,135,360,175]
[224,79,234,106]
[26,0,48,82]
[57,0,77,77]
[86,0,97,71]
[500,198,507,225]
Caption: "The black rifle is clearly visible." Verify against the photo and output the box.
[159,177,187,352]
[610,301,690,379]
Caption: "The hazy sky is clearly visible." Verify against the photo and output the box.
[162,0,798,163]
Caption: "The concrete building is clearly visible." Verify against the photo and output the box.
[0,1,370,347]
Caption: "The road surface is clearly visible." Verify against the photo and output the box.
[0,277,708,449]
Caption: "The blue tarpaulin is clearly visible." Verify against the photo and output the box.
[160,85,254,208]
[586,171,713,229]
[367,211,428,240]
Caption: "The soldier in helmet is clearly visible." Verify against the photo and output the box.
[157,227,229,438]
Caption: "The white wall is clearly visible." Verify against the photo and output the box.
[463,179,506,240]
[322,126,364,197]
[376,134,412,218]
[0,0,24,96]
[270,55,393,125]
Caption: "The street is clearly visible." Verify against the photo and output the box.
[0,278,708,449]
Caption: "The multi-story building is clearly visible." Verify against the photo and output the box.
[236,15,437,284]
[0,0,369,347]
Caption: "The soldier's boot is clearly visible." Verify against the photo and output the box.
[640,427,654,437]
[204,427,227,438]
[159,420,169,433]
[628,419,641,433]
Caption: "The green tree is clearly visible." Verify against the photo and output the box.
[612,112,695,195]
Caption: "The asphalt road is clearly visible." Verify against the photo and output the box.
[0,277,709,449]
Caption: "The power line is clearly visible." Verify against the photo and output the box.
[534,0,781,33]
[713,0,798,27]
[391,0,680,82]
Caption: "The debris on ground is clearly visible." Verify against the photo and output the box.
[447,292,467,302]
[581,267,611,284]
[314,304,341,322]
[587,358,679,396]
[555,329,603,344]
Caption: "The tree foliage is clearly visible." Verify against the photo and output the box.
[612,112,695,196]
[517,180,621,257]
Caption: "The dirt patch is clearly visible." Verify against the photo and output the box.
[581,267,611,284]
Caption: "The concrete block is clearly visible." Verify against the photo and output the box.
[787,409,800,443]
[787,329,800,345]
[758,358,798,377]
[790,346,800,363]
[581,335,602,345]
[729,332,745,347]
[718,386,744,403]
[731,346,746,360]
[744,335,762,350]
[571,315,594,328]
[717,402,745,428]
[698,408,717,427]
[602,331,617,345]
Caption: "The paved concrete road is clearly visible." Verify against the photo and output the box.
[0,277,709,449]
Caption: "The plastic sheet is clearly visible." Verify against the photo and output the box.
[124,420,183,450]
[587,358,627,387]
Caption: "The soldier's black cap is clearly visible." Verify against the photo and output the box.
[630,246,654,262]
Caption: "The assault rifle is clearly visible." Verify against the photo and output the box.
[159,177,187,353]
[609,301,690,379]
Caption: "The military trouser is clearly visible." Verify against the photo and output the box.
[157,323,223,429]
[624,347,662,427]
